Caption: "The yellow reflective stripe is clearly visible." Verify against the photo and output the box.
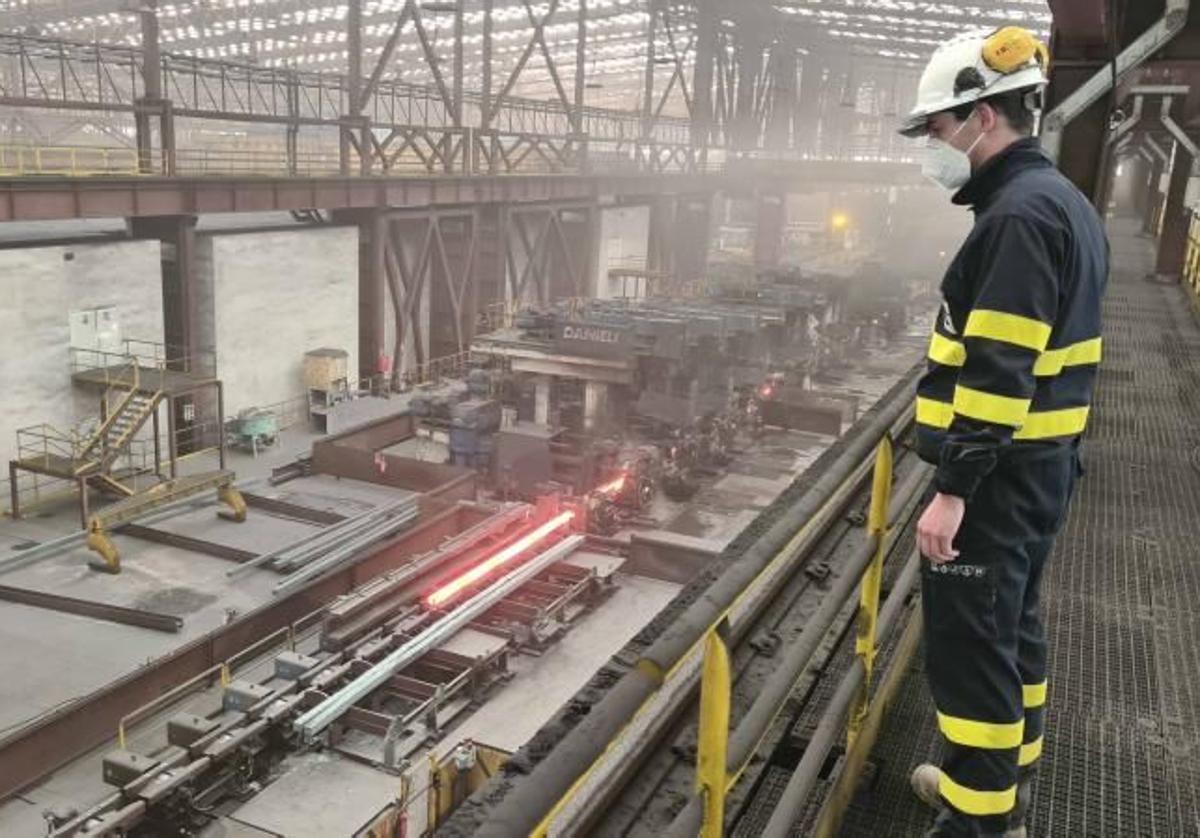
[1033,337,1103,377]
[916,397,954,430]
[1018,736,1044,767]
[929,332,966,367]
[952,385,1032,427]
[1013,406,1090,440]
[1022,681,1048,708]
[937,711,1024,749]
[939,773,1018,816]
[965,309,1053,352]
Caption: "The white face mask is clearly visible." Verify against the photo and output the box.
[922,112,985,191]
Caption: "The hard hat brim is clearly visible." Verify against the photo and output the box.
[897,71,1047,137]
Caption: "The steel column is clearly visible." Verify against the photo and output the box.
[674,194,713,285]
[1144,149,1167,234]
[1157,140,1194,277]
[454,0,465,127]
[482,0,494,129]
[692,0,717,148]
[134,0,165,175]
[642,2,658,138]
[343,0,364,176]
[349,210,389,384]
[575,0,587,133]
[734,31,764,150]
[753,192,786,268]
[765,42,798,151]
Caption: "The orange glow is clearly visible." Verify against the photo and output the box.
[424,510,576,608]
[596,474,627,495]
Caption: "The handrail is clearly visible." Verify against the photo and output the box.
[0,145,140,177]
[682,436,925,836]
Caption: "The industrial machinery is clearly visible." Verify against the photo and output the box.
[226,407,279,456]
[585,445,659,535]
[44,496,621,837]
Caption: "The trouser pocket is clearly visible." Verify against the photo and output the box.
[922,560,998,638]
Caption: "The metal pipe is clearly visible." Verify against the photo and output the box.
[664,466,929,838]
[1145,134,1171,164]
[295,533,584,740]
[272,507,421,594]
[1160,95,1200,173]
[227,497,415,579]
[760,550,921,838]
[272,501,420,572]
[469,368,921,838]
[1042,0,1190,162]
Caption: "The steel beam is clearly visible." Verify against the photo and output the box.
[118,524,256,564]
[295,533,584,740]
[0,584,182,633]
[240,492,348,526]
[1043,0,1191,163]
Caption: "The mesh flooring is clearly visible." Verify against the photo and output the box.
[838,219,1200,837]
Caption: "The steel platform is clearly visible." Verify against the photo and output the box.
[837,219,1200,837]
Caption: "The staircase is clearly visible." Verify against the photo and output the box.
[74,363,164,480]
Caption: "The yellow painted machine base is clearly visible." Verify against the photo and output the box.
[86,523,121,574]
[217,484,247,523]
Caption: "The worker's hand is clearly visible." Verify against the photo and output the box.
[918,492,965,564]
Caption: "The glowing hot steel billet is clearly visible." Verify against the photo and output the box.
[424,510,576,608]
[294,534,585,741]
[595,474,627,495]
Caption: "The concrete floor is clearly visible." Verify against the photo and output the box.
[0,473,412,732]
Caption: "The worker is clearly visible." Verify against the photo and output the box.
[899,27,1109,837]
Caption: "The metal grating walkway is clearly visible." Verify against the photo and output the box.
[837,218,1200,838]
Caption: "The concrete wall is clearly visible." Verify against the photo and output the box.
[595,205,650,299]
[0,239,163,468]
[207,227,358,416]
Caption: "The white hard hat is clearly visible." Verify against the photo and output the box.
[899,27,1049,137]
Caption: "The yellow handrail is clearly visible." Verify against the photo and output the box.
[690,435,897,831]
[697,620,733,838]
[0,144,139,177]
[848,435,894,745]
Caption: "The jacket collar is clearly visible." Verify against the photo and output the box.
[952,137,1052,209]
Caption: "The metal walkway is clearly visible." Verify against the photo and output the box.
[838,218,1200,837]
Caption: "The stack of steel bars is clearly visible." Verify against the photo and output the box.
[226,495,421,594]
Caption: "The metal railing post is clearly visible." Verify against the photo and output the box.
[847,435,893,746]
[696,618,732,838]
